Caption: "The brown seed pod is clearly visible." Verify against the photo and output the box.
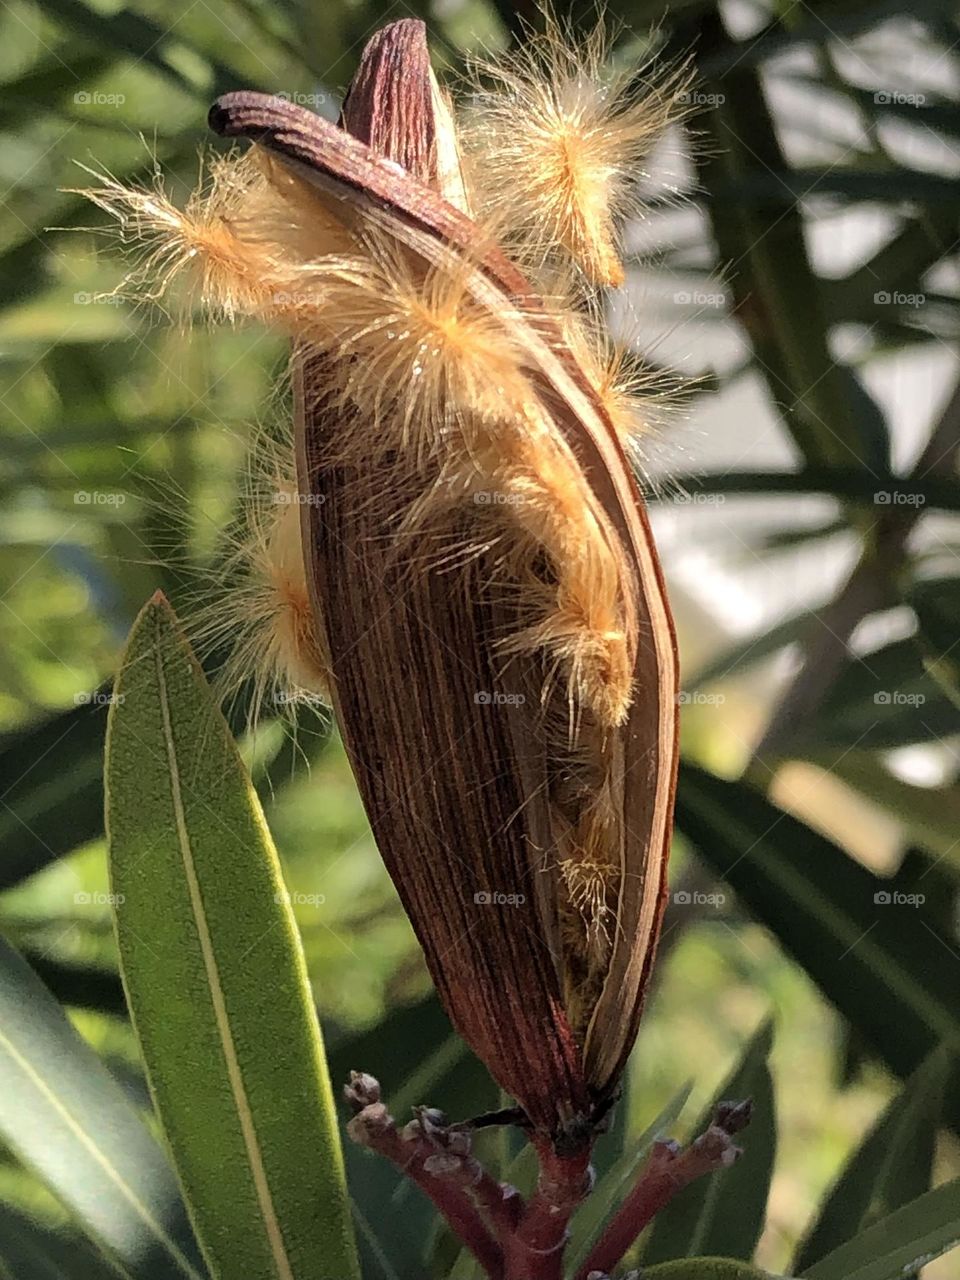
[208,20,678,1146]
[79,16,680,1152]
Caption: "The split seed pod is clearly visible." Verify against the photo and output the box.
[82,17,680,1153]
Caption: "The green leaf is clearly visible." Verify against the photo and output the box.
[690,606,823,686]
[696,54,890,473]
[655,469,960,513]
[806,638,960,749]
[105,592,359,1280]
[675,764,960,1121]
[827,752,960,867]
[793,1048,950,1271]
[644,1260,778,1280]
[801,1178,960,1280]
[911,576,960,708]
[0,1201,112,1278]
[19,952,126,1019]
[0,700,105,888]
[41,0,211,95]
[643,1021,775,1264]
[0,935,202,1277]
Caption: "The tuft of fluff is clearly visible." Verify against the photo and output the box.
[297,239,536,466]
[404,399,634,730]
[458,16,688,288]
[188,434,331,728]
[71,148,352,326]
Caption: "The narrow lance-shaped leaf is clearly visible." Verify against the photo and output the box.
[0,935,203,1279]
[801,1178,960,1280]
[675,762,960,1127]
[0,1201,114,1279]
[794,1047,950,1272]
[105,592,360,1280]
[643,1263,778,1280]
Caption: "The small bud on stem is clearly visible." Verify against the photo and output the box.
[575,1101,753,1280]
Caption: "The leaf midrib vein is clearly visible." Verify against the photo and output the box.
[155,637,295,1280]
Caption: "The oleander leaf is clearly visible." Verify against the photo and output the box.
[0,936,202,1278]
[105,592,359,1280]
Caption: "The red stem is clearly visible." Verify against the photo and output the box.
[575,1102,752,1280]
[505,1136,594,1280]
[471,1162,524,1241]
[348,1080,512,1280]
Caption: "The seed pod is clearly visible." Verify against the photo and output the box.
[209,19,678,1147]
[80,16,680,1152]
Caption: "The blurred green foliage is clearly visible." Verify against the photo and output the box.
[0,0,959,1276]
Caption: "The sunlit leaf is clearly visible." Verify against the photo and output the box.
[106,593,359,1280]
[0,936,202,1277]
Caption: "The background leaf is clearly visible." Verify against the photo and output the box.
[800,1178,960,1280]
[0,935,202,1278]
[643,1020,776,1265]
[675,762,960,1127]
[793,1048,949,1271]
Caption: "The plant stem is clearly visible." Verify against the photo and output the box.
[504,1137,594,1280]
[575,1100,752,1280]
[345,1075,505,1279]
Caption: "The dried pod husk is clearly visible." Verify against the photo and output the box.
[80,17,679,1151]
[210,21,677,1148]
